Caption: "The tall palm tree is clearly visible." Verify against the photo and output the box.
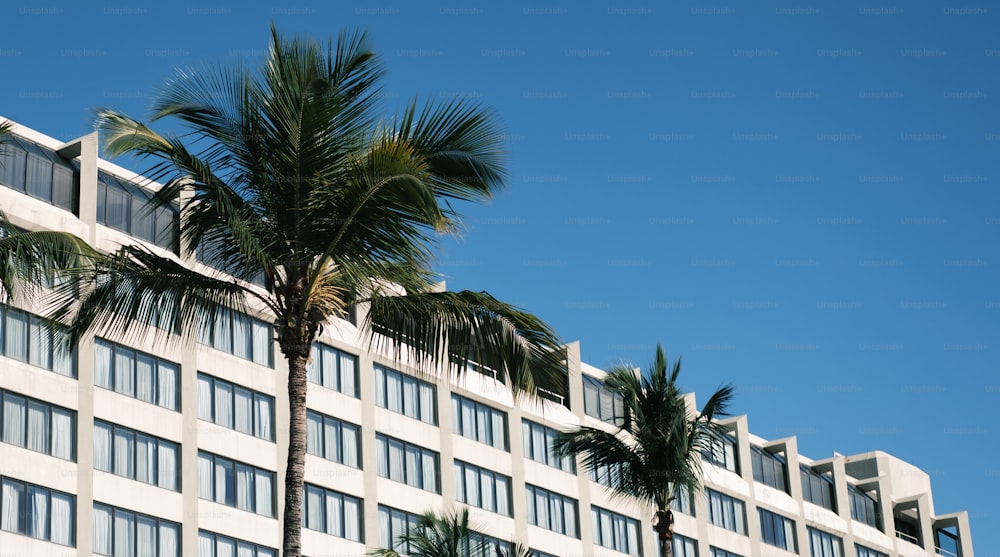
[367,507,531,557]
[50,27,565,557]
[553,344,734,557]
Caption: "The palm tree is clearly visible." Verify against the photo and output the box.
[367,507,531,557]
[49,27,565,557]
[553,344,734,557]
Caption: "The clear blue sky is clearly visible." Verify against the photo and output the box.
[2,0,996,552]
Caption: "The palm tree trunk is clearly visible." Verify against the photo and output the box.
[654,509,673,557]
[282,340,310,557]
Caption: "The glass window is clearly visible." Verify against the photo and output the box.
[196,373,274,442]
[0,142,27,191]
[525,484,578,538]
[454,460,512,516]
[198,308,272,367]
[301,483,362,542]
[848,485,880,529]
[592,506,641,556]
[375,434,439,492]
[710,548,744,557]
[92,502,178,557]
[1,477,75,546]
[93,420,178,491]
[702,431,738,473]
[751,446,788,492]
[808,527,844,557]
[198,530,278,557]
[0,389,75,460]
[672,534,698,557]
[759,508,796,552]
[451,394,508,450]
[94,338,179,411]
[583,375,626,425]
[1,305,75,377]
[374,364,436,423]
[854,544,889,557]
[707,489,747,534]
[801,465,836,511]
[522,419,575,473]
[305,343,360,398]
[197,451,275,518]
[306,409,361,468]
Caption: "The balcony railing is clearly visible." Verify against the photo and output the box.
[895,530,920,545]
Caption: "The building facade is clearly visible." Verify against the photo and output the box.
[0,120,974,557]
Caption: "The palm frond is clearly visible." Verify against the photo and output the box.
[365,290,564,397]
[48,244,256,346]
[0,211,97,301]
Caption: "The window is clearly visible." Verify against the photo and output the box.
[583,375,626,425]
[198,530,276,557]
[96,172,176,250]
[751,446,788,492]
[590,461,625,489]
[848,485,879,529]
[711,548,744,557]
[94,339,179,411]
[378,505,418,554]
[195,235,266,286]
[92,502,179,557]
[0,477,75,546]
[306,409,360,468]
[672,533,698,557]
[0,137,76,213]
[302,483,362,542]
[801,465,835,511]
[522,419,575,473]
[197,451,275,518]
[808,527,843,557]
[93,420,179,491]
[671,486,695,516]
[197,373,274,441]
[525,484,578,537]
[451,393,508,450]
[702,431,738,473]
[307,343,359,397]
[591,506,641,556]
[197,307,272,367]
[374,364,436,424]
[759,508,796,552]
[707,489,747,534]
[854,544,889,557]
[0,389,75,460]
[375,433,439,492]
[454,460,512,516]
[465,530,514,557]
[0,304,75,377]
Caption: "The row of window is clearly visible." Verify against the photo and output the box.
[197,373,274,441]
[94,420,179,491]
[454,460,512,516]
[452,393,508,450]
[96,172,177,250]
[0,138,76,213]
[197,451,275,518]
[0,304,74,377]
[306,409,360,468]
[0,477,75,546]
[374,364,437,424]
[0,388,75,460]
[95,338,179,411]
[375,433,440,493]
[592,506,642,556]
[197,308,272,367]
[93,502,180,557]
[526,483,579,537]
[302,483,363,542]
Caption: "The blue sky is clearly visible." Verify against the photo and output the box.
[2,0,996,552]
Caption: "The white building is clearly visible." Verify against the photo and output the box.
[0,120,974,557]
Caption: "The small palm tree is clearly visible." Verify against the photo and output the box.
[553,344,734,557]
[46,27,565,557]
[367,507,531,557]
